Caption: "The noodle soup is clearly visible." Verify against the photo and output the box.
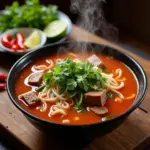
[15,52,137,124]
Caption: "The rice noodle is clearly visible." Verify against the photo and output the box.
[115,97,123,103]
[38,83,66,102]
[32,59,54,72]
[46,59,53,65]
[115,69,122,79]
[105,82,124,90]
[39,101,48,112]
[52,88,67,101]
[125,93,136,100]
[69,100,74,106]
[31,65,45,72]
[86,107,90,112]
[48,105,67,117]
[101,73,114,78]
[115,93,136,103]
[34,65,48,70]
[56,101,70,110]
[117,77,126,82]
[38,88,58,102]
[50,109,67,116]
[39,95,58,102]
[102,71,124,90]
[62,119,70,124]
[68,52,77,58]
[45,59,54,70]
[32,63,127,117]
[110,89,124,99]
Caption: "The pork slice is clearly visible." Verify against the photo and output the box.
[90,106,108,115]
[87,54,106,69]
[84,90,107,106]
[20,91,40,106]
[28,72,43,86]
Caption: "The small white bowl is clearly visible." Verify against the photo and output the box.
[0,28,47,55]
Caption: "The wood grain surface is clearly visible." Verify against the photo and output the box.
[0,25,150,150]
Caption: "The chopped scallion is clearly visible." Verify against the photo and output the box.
[107,92,115,98]
[35,84,45,92]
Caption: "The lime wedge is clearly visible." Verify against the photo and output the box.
[24,30,41,48]
[44,20,67,39]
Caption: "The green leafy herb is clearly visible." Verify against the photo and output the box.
[43,72,54,89]
[103,69,110,73]
[107,92,115,98]
[67,79,77,90]
[68,91,77,98]
[102,113,116,121]
[0,0,58,32]
[42,72,53,81]
[35,84,45,92]
[75,92,83,110]
[42,57,107,109]
[77,76,89,92]
[102,116,111,121]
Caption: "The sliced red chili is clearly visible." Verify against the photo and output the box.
[16,33,26,50]
[0,83,6,90]
[10,38,17,46]
[1,34,12,48]
[5,34,12,41]
[12,44,20,51]
[0,73,7,81]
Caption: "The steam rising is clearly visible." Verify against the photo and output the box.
[71,0,118,41]
[57,0,118,59]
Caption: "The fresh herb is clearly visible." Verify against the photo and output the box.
[102,113,116,121]
[35,84,45,92]
[75,92,83,111]
[67,79,77,90]
[107,92,115,98]
[0,0,58,32]
[42,57,107,109]
[102,116,111,121]
[68,91,77,98]
[103,69,110,73]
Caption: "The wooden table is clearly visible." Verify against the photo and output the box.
[0,25,150,150]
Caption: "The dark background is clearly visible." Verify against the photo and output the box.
[0,0,149,44]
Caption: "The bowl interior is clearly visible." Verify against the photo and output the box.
[0,11,72,55]
[0,27,47,55]
[7,42,147,126]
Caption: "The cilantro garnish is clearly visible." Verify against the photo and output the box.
[0,0,58,32]
[42,57,107,110]
[107,92,115,98]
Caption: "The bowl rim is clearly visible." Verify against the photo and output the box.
[7,41,148,127]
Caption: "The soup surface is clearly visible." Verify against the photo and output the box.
[15,52,137,124]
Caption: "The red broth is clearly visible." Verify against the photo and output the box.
[15,53,137,124]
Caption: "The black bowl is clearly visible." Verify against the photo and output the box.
[7,42,148,148]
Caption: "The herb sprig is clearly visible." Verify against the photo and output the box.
[43,58,107,110]
[107,92,115,98]
[0,0,58,32]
